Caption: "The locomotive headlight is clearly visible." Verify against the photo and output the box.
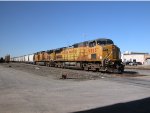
[111,62,114,65]
[100,56,102,59]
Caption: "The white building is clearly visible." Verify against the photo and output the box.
[145,55,150,65]
[121,51,149,65]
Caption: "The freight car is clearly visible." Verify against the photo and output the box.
[5,54,10,63]
[10,54,34,64]
[34,38,124,73]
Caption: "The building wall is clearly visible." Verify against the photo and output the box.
[145,59,150,65]
[122,54,145,64]
[145,55,150,65]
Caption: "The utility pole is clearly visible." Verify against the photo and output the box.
[83,33,87,41]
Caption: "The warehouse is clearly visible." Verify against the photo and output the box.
[121,51,149,65]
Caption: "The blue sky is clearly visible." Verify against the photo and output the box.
[0,1,150,57]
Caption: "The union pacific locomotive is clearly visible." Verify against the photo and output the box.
[10,38,124,73]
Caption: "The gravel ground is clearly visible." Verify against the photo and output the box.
[0,63,150,113]
[126,65,150,70]
[0,63,116,80]
[125,68,150,76]
[0,63,147,80]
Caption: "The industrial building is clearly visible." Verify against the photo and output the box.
[121,51,150,65]
[145,54,150,65]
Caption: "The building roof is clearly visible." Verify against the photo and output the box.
[124,51,149,55]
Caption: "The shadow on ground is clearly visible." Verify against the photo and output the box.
[123,71,138,74]
[73,97,150,113]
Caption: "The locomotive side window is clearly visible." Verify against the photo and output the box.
[97,40,106,45]
[73,44,78,48]
[97,39,114,45]
[89,41,96,47]
[107,40,114,44]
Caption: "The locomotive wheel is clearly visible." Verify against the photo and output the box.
[55,64,57,67]
[113,69,122,74]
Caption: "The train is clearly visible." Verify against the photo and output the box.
[5,55,10,63]
[9,38,124,73]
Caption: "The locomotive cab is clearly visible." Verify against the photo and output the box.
[96,39,124,73]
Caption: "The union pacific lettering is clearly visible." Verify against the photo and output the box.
[62,50,77,54]
[88,48,97,54]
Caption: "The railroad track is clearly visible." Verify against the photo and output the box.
[1,63,150,88]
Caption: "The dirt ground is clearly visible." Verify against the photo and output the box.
[0,63,147,80]
[0,63,150,113]
[0,63,110,80]
[126,65,150,70]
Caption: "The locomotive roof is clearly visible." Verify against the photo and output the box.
[89,38,113,42]
[54,47,66,50]
[73,38,113,46]
[35,38,113,54]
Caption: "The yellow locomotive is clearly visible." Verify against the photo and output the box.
[34,38,124,73]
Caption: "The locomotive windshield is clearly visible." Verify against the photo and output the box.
[97,39,114,45]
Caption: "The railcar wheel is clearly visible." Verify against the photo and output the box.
[84,66,89,71]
